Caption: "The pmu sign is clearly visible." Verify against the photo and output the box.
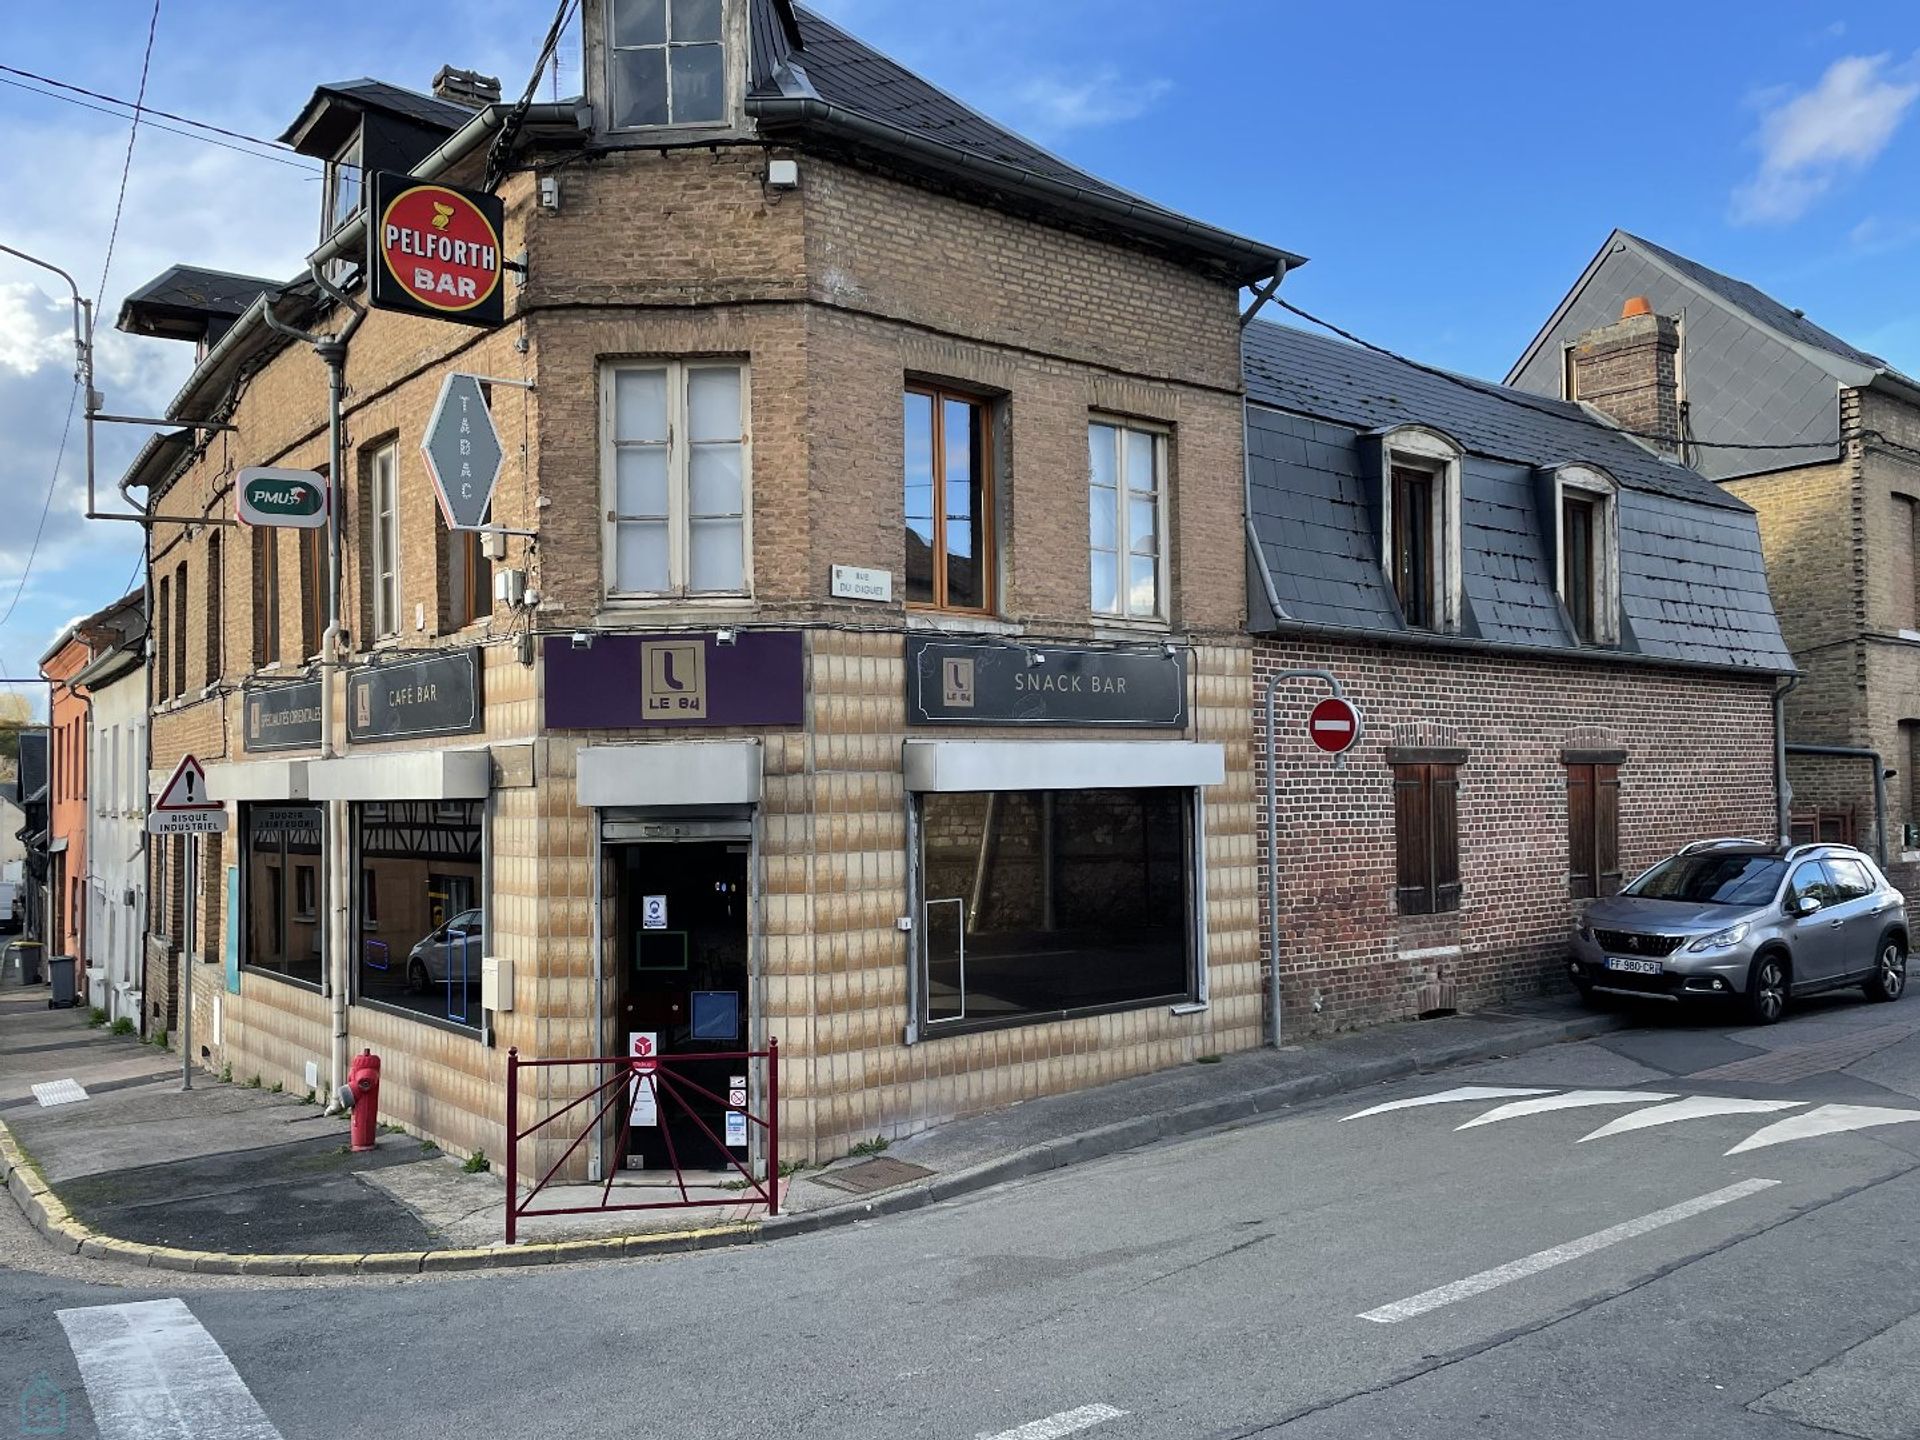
[369,171,505,327]
[234,466,328,529]
[422,374,504,530]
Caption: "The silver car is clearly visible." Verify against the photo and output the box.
[1568,840,1908,1024]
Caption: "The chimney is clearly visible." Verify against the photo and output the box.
[432,66,503,109]
[1568,296,1682,455]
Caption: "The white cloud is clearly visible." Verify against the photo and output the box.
[998,68,1173,141]
[1733,53,1920,224]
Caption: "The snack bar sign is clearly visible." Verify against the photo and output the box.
[370,171,506,328]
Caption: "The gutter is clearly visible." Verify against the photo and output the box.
[748,94,1304,284]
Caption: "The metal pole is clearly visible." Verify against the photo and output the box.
[180,835,195,1091]
[505,1047,519,1245]
[766,1037,780,1217]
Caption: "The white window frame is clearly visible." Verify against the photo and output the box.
[601,359,753,602]
[1378,425,1463,633]
[322,134,363,239]
[1554,464,1621,646]
[369,441,401,640]
[602,0,735,133]
[1088,416,1170,623]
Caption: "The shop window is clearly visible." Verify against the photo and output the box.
[1394,761,1461,915]
[253,527,280,667]
[603,360,749,598]
[440,514,491,631]
[241,804,325,987]
[353,800,483,1031]
[916,788,1193,1030]
[1566,760,1621,899]
[1555,466,1619,645]
[1088,419,1167,620]
[606,0,728,130]
[905,385,994,613]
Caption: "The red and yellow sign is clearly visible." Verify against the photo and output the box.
[368,172,506,328]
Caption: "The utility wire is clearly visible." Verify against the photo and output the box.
[95,0,163,308]
[0,74,319,174]
[484,0,579,191]
[0,383,81,634]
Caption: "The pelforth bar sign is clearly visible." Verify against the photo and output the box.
[369,172,506,328]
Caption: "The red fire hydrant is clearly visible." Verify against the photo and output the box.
[348,1049,381,1152]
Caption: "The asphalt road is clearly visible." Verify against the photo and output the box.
[7,990,1920,1440]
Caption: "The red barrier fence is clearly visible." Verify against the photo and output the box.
[505,1040,779,1245]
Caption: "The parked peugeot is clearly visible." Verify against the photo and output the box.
[406,909,484,993]
[1568,840,1908,1023]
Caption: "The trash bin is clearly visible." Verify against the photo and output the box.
[47,953,77,1009]
[8,940,44,986]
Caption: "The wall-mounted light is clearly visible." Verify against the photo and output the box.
[570,631,593,651]
[537,174,562,211]
[766,158,799,191]
[715,628,738,647]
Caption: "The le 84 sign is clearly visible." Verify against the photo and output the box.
[369,172,505,328]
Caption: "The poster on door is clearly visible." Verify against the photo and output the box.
[628,1031,659,1128]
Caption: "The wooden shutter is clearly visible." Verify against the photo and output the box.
[1596,764,1622,895]
[1394,764,1433,915]
[1432,765,1461,913]
[1567,763,1596,900]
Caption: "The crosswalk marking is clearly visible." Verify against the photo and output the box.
[1578,1095,1804,1142]
[1726,1103,1920,1155]
[979,1404,1127,1439]
[1455,1090,1677,1130]
[56,1298,283,1440]
[1341,1086,1552,1121]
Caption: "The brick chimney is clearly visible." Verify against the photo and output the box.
[432,66,503,109]
[1568,296,1682,455]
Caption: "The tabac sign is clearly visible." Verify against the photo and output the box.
[369,172,505,327]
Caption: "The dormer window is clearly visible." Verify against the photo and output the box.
[608,0,728,129]
[324,135,364,237]
[1554,465,1620,645]
[1378,426,1463,633]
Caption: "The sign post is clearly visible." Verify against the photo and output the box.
[149,756,230,1091]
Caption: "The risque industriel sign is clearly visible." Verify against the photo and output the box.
[369,172,505,328]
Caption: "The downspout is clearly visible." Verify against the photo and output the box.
[1773,673,1799,845]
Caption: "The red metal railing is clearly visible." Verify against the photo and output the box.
[505,1040,779,1245]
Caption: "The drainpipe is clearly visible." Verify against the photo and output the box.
[1786,743,1890,868]
[1772,673,1799,846]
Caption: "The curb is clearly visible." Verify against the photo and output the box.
[0,1120,757,1278]
[763,1009,1625,1240]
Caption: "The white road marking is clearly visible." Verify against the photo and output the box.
[56,1298,283,1440]
[1455,1089,1677,1130]
[1341,1086,1552,1121]
[1726,1103,1920,1155]
[1358,1177,1780,1324]
[979,1404,1128,1439]
[1578,1096,1804,1142]
[32,1078,89,1106]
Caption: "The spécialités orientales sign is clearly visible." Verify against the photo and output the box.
[369,172,506,328]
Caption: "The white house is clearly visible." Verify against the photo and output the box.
[76,631,147,1023]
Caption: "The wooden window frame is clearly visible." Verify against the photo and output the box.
[172,561,188,697]
[1088,416,1170,622]
[205,530,223,684]
[1379,427,1461,633]
[1393,760,1462,915]
[441,521,491,632]
[253,527,281,668]
[601,0,735,133]
[1390,465,1437,630]
[1566,760,1622,899]
[299,525,325,660]
[905,383,997,616]
[1554,466,1619,646]
[156,573,172,700]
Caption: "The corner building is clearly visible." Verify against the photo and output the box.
[128,1,1299,1171]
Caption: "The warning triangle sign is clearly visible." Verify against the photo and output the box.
[154,754,221,812]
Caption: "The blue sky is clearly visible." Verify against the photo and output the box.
[2,0,1917,715]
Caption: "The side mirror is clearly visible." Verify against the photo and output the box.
[1792,894,1823,918]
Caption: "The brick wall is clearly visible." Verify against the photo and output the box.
[1254,636,1780,1034]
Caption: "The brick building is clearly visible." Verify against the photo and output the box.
[119,0,1299,1172]
[1243,323,1792,1034]
[1511,231,1920,859]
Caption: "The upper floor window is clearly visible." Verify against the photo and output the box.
[299,527,326,659]
[205,531,224,683]
[253,528,281,667]
[441,515,491,631]
[603,360,749,598]
[607,0,728,129]
[1555,466,1619,645]
[1380,428,1461,633]
[324,136,363,237]
[368,442,401,638]
[1089,420,1167,621]
[156,573,172,700]
[172,561,188,695]
[905,385,993,613]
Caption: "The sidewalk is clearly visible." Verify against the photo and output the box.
[1,978,1622,1276]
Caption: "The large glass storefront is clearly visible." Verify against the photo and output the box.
[917,787,1193,1029]
[353,800,485,1029]
[242,804,326,986]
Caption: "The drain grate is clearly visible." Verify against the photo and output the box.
[806,1156,934,1196]
[30,1078,89,1107]
[1689,1023,1919,1083]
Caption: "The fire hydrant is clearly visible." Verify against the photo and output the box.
[348,1049,381,1152]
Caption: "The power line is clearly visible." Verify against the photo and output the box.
[0,381,81,634]
[0,74,319,174]
[95,0,164,308]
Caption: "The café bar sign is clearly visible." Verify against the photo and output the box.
[347,650,483,743]
[244,679,323,753]
[907,637,1187,729]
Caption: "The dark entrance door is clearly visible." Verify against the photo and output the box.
[611,841,750,1172]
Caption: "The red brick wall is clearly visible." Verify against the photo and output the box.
[1254,636,1781,1034]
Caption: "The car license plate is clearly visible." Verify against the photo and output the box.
[1606,956,1663,976]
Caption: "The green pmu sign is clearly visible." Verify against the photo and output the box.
[235,466,329,529]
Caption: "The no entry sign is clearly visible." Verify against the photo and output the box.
[369,172,505,327]
[1307,696,1363,756]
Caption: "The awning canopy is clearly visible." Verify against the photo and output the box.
[577,741,763,809]
[306,749,490,802]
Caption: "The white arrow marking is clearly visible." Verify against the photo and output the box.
[1341,1086,1553,1122]
[1726,1103,1920,1155]
[1578,1096,1805,1142]
[979,1405,1128,1439]
[57,1298,283,1439]
[1359,1178,1780,1323]
[1456,1090,1678,1130]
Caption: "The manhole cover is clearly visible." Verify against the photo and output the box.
[807,1157,934,1195]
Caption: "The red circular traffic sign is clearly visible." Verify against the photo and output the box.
[1307,696,1362,755]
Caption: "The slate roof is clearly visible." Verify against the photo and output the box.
[117,266,282,336]
[1244,322,1793,673]
[277,78,471,146]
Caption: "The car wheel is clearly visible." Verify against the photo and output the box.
[1746,953,1788,1025]
[407,960,431,995]
[1866,936,1907,1003]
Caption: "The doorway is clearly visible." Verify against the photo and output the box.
[609,840,751,1173]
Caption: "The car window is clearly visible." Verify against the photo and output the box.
[1825,857,1875,901]
[1624,853,1787,905]
[1789,861,1840,908]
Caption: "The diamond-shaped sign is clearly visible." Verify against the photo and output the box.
[421,373,503,531]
